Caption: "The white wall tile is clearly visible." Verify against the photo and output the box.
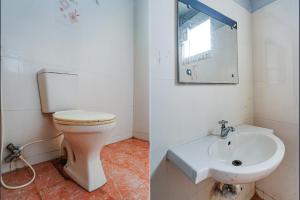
[254,82,298,124]
[149,0,176,80]
[132,0,149,141]
[1,57,41,111]
[78,72,134,109]
[253,0,299,199]
[256,164,298,200]
[2,110,58,149]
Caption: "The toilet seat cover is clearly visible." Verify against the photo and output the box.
[53,110,116,126]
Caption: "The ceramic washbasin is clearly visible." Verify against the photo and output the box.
[167,125,285,184]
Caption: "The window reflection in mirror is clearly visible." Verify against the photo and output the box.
[177,0,238,84]
[182,19,211,58]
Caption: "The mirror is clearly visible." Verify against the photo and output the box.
[177,0,238,84]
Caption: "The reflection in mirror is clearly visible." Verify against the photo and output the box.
[177,0,238,84]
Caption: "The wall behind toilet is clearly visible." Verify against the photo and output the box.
[1,0,134,172]
[133,0,150,141]
[150,0,254,199]
[252,0,299,199]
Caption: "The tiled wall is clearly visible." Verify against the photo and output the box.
[133,0,149,141]
[149,0,254,199]
[252,0,299,199]
[1,0,134,172]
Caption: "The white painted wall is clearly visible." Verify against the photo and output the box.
[133,0,149,141]
[1,0,134,172]
[252,0,299,199]
[149,0,254,199]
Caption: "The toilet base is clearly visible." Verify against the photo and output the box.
[61,139,108,192]
[64,164,107,192]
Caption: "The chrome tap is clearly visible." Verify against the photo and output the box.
[218,120,235,138]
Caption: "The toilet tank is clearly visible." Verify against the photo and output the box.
[37,68,79,113]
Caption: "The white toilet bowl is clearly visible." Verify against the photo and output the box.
[52,110,116,192]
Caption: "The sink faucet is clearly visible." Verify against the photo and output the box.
[218,120,235,138]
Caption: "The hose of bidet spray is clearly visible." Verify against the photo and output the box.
[0,131,63,189]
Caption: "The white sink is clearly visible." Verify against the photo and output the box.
[167,125,285,184]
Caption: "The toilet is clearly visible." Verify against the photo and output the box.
[37,68,116,192]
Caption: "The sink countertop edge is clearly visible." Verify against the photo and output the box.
[167,150,198,183]
[167,136,217,184]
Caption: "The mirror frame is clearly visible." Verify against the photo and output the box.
[176,0,239,84]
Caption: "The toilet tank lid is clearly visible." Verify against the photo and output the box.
[37,68,78,75]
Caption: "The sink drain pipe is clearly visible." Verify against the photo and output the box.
[212,182,241,199]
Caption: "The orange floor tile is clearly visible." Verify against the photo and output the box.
[1,138,149,200]
[251,194,263,200]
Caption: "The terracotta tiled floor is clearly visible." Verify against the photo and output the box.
[1,138,149,200]
[251,194,263,200]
